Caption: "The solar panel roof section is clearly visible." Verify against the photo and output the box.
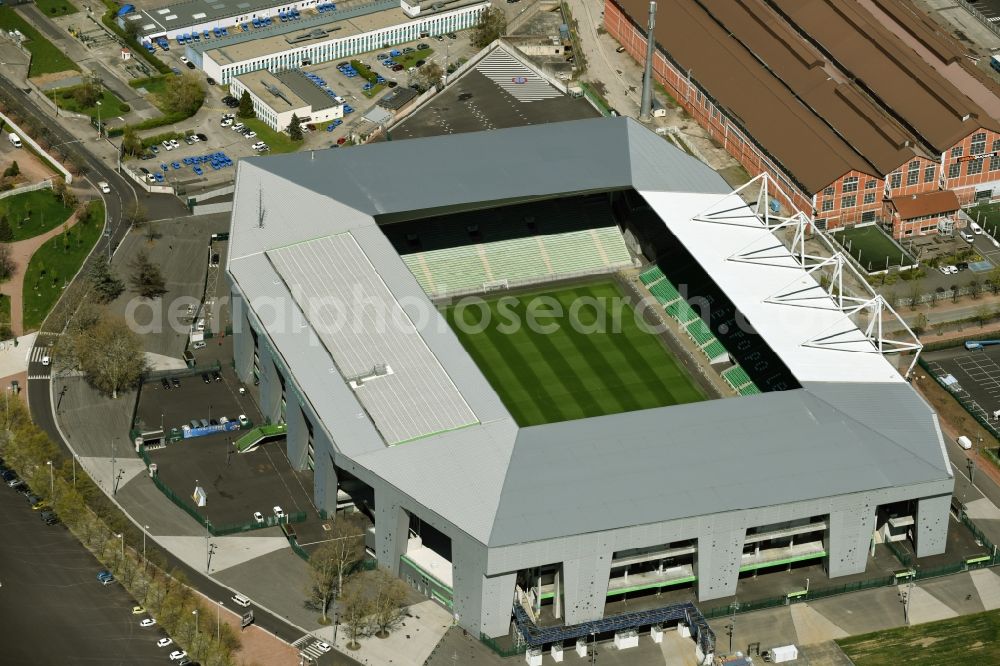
[266,234,479,445]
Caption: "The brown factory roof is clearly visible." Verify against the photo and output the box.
[890,190,960,221]
[770,0,1000,151]
[698,0,923,177]
[616,0,875,194]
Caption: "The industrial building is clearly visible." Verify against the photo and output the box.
[607,0,1000,238]
[230,69,344,131]
[120,0,316,41]
[187,0,487,84]
[226,117,953,645]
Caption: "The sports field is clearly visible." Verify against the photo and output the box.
[830,225,914,272]
[443,280,706,426]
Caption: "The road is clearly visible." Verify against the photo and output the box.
[0,474,167,665]
[0,69,361,666]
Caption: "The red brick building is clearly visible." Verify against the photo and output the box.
[605,0,1000,239]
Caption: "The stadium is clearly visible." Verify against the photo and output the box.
[226,117,953,654]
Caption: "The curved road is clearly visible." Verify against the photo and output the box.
[0,74,360,665]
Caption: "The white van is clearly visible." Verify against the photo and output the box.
[8,133,21,148]
[231,593,251,607]
[960,230,975,244]
[957,435,972,450]
[970,221,984,235]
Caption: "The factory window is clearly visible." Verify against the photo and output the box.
[991,154,1000,171]
[863,192,876,205]
[948,163,961,179]
[889,172,901,189]
[841,195,856,208]
[924,165,935,183]
[952,146,963,158]
[842,176,859,193]
[971,133,987,155]
[823,186,834,196]
[993,139,1000,153]
[822,199,834,212]
[866,180,876,189]
[968,158,984,176]
[907,165,919,186]
[861,211,876,222]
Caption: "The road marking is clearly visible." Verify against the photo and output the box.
[475,49,562,102]
[292,635,328,659]
[29,347,51,363]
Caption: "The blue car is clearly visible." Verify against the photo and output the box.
[154,173,165,183]
[161,163,169,171]
[172,161,181,170]
[194,166,203,175]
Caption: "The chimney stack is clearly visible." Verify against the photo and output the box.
[639,1,657,122]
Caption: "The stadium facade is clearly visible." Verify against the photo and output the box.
[226,117,953,639]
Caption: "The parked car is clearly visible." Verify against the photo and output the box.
[169,651,188,662]
[41,510,58,525]
[207,77,216,85]
[140,618,157,627]
[212,371,222,382]
[157,638,173,648]
[957,262,970,271]
[192,341,206,350]
[162,140,174,151]
[201,373,211,384]
[98,181,111,193]
[253,511,264,524]
[132,606,146,615]
[273,506,285,520]
[161,378,171,390]
[185,61,196,69]
[171,377,181,388]
[245,130,256,138]
[196,133,208,142]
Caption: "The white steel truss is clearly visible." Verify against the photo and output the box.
[801,296,923,377]
[703,176,924,376]
[693,173,794,229]
[764,254,871,311]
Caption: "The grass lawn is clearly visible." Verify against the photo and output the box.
[0,295,10,337]
[391,47,433,69]
[129,76,171,112]
[831,225,915,272]
[443,280,706,426]
[34,0,78,17]
[0,189,75,242]
[968,202,1000,237]
[22,200,102,331]
[0,7,79,77]
[49,86,129,122]
[837,609,1000,665]
[362,82,386,98]
[241,117,299,154]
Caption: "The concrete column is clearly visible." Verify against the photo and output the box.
[313,447,338,518]
[562,550,613,625]
[825,504,876,578]
[373,486,408,575]
[915,495,950,558]
[696,529,745,600]
[284,403,308,471]
[230,289,254,384]
[452,536,517,638]
[256,342,282,424]
[553,568,561,619]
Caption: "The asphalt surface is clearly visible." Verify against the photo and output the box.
[0,476,167,665]
[1,70,361,666]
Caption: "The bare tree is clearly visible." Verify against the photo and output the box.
[370,568,409,638]
[470,6,507,48]
[56,308,148,398]
[340,579,373,650]
[307,514,366,623]
[416,61,443,90]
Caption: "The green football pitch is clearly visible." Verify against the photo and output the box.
[443,280,706,426]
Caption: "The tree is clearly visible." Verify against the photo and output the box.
[369,568,409,638]
[977,305,993,327]
[0,215,12,243]
[416,61,443,90]
[128,250,166,299]
[51,177,76,208]
[288,113,303,141]
[89,256,125,303]
[307,514,366,623]
[72,82,101,109]
[339,579,373,650]
[990,266,1000,295]
[0,244,14,281]
[163,74,205,116]
[970,279,982,300]
[470,7,507,48]
[55,308,148,398]
[912,313,927,335]
[122,126,143,158]
[238,91,255,119]
[3,160,19,178]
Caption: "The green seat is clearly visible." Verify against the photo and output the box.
[722,365,753,390]
[702,340,727,361]
[686,319,714,347]
[739,383,761,396]
[640,265,665,285]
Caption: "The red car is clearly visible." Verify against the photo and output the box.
[392,65,403,71]
[337,137,347,145]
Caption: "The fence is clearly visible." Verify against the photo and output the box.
[918,357,1000,443]
[0,178,53,201]
[885,538,913,567]
[578,81,612,117]
[480,634,527,658]
[956,0,1000,40]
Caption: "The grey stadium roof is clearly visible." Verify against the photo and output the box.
[229,116,952,547]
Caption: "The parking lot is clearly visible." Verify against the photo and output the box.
[135,362,316,528]
[925,344,1000,437]
[0,469,167,665]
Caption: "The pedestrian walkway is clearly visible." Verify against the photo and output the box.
[1,208,82,335]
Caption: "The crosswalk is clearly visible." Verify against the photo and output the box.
[476,48,563,102]
[292,634,329,660]
[29,346,51,364]
[28,375,50,381]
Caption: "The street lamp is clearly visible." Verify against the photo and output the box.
[46,460,53,499]
[217,600,223,641]
[96,100,102,138]
[143,524,150,562]
[115,532,124,561]
[968,456,977,487]
[193,609,199,641]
